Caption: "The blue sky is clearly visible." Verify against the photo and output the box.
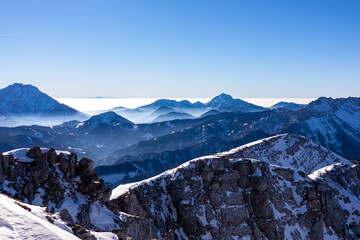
[0,0,359,98]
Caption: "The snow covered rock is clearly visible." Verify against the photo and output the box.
[0,194,79,240]
[0,147,114,239]
[108,143,360,239]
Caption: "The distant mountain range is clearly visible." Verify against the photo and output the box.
[0,83,306,125]
[113,93,267,123]
[94,96,360,187]
[1,83,360,189]
[0,88,359,168]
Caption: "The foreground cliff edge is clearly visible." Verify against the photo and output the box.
[0,134,360,239]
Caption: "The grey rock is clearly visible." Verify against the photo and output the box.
[30,158,49,182]
[26,146,42,159]
[60,208,75,225]
[72,225,97,240]
[210,157,225,172]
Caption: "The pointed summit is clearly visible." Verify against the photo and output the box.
[206,93,265,112]
[0,83,83,118]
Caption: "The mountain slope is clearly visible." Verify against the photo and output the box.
[0,83,86,126]
[151,111,195,123]
[284,97,360,159]
[108,143,360,239]
[0,194,79,240]
[84,111,133,126]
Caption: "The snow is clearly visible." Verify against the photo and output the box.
[110,182,139,200]
[218,134,352,174]
[3,148,71,163]
[323,225,340,240]
[3,148,34,162]
[201,231,213,240]
[252,168,262,177]
[91,232,118,240]
[284,223,308,239]
[335,109,360,130]
[110,161,189,200]
[55,194,86,222]
[89,202,119,231]
[32,188,45,205]
[0,194,79,240]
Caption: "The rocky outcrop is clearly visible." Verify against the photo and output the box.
[109,154,360,239]
[0,147,111,234]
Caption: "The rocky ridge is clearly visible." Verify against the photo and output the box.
[109,151,360,239]
[1,134,360,239]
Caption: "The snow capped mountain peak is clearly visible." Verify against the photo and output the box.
[0,83,59,113]
[4,82,40,91]
[305,97,360,115]
[206,93,265,112]
[85,111,133,126]
[304,97,336,113]
[0,83,84,124]
[206,93,234,105]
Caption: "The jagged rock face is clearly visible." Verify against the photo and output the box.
[0,147,111,230]
[110,155,360,239]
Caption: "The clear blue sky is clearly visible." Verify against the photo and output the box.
[0,0,359,98]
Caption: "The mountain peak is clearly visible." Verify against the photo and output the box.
[206,93,265,112]
[270,101,305,111]
[2,83,42,95]
[85,111,133,126]
[139,98,195,110]
[211,93,234,101]
[0,83,83,121]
